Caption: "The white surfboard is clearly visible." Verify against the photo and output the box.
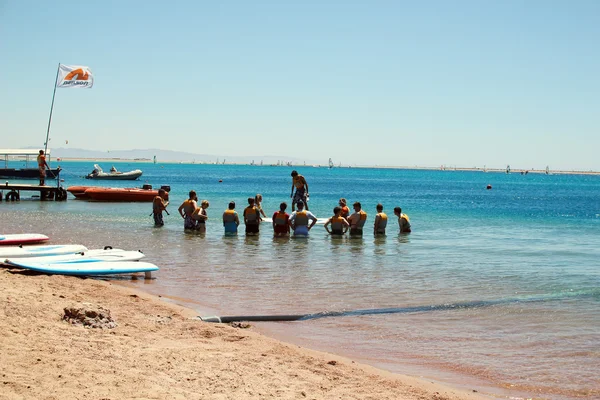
[5,249,145,264]
[0,234,49,246]
[0,244,88,259]
[261,217,328,225]
[3,260,159,276]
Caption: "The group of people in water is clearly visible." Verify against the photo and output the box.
[151,170,412,236]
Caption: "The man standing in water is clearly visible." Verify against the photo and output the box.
[347,201,367,236]
[290,170,309,211]
[324,206,350,235]
[36,150,50,186]
[394,207,412,233]
[373,204,388,235]
[243,197,261,235]
[178,190,198,230]
[152,189,169,226]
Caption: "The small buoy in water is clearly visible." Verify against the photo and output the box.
[486,184,492,190]
[219,180,223,183]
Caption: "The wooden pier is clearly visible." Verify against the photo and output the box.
[0,183,68,201]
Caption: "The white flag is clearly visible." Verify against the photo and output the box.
[56,64,94,88]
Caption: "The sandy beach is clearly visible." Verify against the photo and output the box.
[0,267,490,400]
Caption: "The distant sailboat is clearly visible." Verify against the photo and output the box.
[153,155,157,164]
[483,165,487,173]
[328,158,334,169]
[506,165,511,174]
[545,166,550,175]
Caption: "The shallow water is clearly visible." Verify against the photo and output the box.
[2,161,599,399]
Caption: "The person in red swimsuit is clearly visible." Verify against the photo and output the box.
[272,202,290,237]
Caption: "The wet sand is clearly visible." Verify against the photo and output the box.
[0,267,489,400]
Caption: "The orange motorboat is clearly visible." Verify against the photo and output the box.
[85,187,158,202]
[67,186,93,199]
[67,185,170,202]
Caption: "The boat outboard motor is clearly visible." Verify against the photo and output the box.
[142,184,153,190]
[160,185,171,192]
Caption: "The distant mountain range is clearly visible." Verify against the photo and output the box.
[49,147,320,165]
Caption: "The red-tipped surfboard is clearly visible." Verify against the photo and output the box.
[0,234,49,246]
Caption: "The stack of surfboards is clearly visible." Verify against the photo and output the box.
[1,243,159,276]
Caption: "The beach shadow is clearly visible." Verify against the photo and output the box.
[272,235,291,245]
[373,235,387,255]
[6,268,45,276]
[397,233,411,244]
[6,269,153,282]
[181,230,206,242]
[329,234,346,249]
[244,235,261,246]
[348,236,364,255]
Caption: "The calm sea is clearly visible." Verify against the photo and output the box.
[2,160,599,399]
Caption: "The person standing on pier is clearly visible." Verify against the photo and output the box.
[37,150,50,186]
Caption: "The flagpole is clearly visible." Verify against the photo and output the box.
[44,63,61,155]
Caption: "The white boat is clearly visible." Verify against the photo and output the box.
[86,164,143,180]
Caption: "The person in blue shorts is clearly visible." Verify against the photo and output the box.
[222,201,240,234]
[289,201,317,236]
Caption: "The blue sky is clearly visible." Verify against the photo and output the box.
[1,1,598,170]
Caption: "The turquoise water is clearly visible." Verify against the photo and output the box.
[2,161,599,399]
